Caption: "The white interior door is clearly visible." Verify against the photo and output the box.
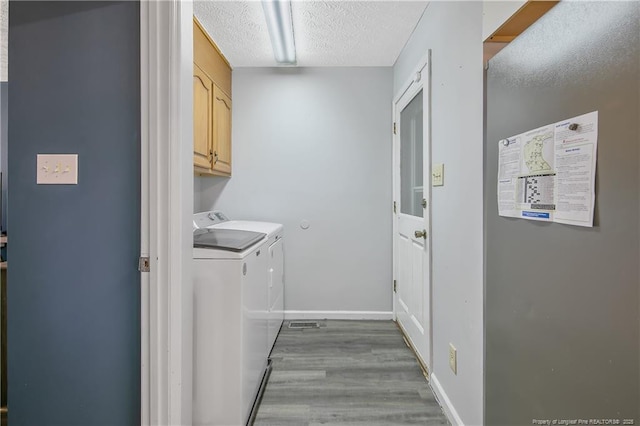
[141,1,195,424]
[393,69,431,369]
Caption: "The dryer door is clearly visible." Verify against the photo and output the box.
[267,238,284,353]
[241,247,269,425]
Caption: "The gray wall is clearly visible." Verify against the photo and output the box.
[485,2,639,424]
[197,67,393,315]
[1,81,6,231]
[392,2,484,423]
[8,2,140,424]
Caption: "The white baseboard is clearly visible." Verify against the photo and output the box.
[430,373,464,426]
[284,310,394,320]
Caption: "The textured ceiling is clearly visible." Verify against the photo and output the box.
[194,1,429,67]
[0,1,429,78]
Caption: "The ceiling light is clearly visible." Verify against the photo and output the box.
[262,0,296,65]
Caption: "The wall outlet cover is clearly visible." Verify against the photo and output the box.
[37,154,78,185]
[449,343,457,374]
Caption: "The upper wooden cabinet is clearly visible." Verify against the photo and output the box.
[193,17,232,176]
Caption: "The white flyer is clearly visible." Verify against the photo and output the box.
[497,111,598,227]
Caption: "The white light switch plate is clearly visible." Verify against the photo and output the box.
[432,163,444,187]
[37,154,78,184]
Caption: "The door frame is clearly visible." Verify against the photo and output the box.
[392,50,433,372]
[140,1,194,425]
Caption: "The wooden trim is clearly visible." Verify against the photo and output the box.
[486,35,516,43]
[193,17,232,97]
[485,0,559,43]
[194,166,229,178]
[193,16,231,69]
[394,320,430,380]
[484,1,559,63]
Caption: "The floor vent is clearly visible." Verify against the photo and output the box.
[288,321,321,329]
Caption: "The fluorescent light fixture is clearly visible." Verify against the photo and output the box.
[262,0,296,65]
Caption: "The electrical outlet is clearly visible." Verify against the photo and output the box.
[449,343,457,374]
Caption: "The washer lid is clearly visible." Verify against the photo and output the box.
[211,220,283,238]
[193,228,266,252]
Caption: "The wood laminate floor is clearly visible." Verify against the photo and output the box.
[254,320,449,426]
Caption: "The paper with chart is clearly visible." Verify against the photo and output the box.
[497,111,598,227]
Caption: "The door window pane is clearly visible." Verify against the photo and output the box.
[400,90,423,217]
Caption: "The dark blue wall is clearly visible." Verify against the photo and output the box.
[8,2,140,424]
[1,82,7,232]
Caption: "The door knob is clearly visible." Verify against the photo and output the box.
[414,229,427,239]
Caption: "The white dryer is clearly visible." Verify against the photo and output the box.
[194,211,285,353]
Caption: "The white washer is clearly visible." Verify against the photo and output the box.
[192,229,267,426]
[194,211,285,353]
[192,211,284,426]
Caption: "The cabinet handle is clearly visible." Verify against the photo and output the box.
[213,151,218,164]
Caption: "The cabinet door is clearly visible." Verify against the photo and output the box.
[193,64,213,171]
[212,84,232,175]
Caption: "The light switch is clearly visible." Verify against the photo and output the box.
[432,163,444,186]
[37,154,78,184]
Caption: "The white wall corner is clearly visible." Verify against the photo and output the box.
[393,2,485,425]
[430,373,465,426]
